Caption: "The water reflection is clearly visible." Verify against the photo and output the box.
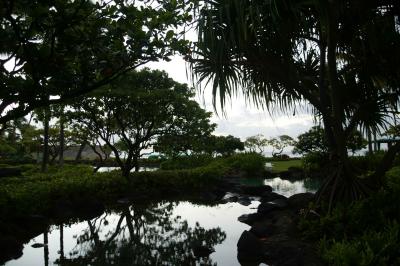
[6,202,227,266]
[58,203,226,265]
[264,177,320,197]
[97,166,158,173]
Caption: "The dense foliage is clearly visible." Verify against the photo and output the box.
[293,126,366,155]
[0,0,193,124]
[299,166,400,265]
[0,163,224,218]
[71,69,213,177]
[161,152,267,177]
[191,0,400,204]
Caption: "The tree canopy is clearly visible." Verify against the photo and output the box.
[293,126,366,155]
[191,0,400,205]
[71,69,212,177]
[0,0,193,125]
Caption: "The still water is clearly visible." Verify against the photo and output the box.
[97,167,158,173]
[4,177,318,266]
[264,177,320,197]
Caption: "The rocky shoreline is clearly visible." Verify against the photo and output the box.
[218,179,323,266]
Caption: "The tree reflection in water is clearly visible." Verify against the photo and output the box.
[55,201,226,265]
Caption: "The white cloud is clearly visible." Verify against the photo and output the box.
[146,56,316,140]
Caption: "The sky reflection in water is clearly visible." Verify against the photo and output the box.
[5,177,317,266]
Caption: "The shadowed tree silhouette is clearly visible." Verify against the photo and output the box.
[191,0,400,208]
[54,202,226,266]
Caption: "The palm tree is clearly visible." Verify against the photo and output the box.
[191,0,400,208]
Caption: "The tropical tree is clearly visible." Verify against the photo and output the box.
[0,117,40,160]
[212,135,244,156]
[293,126,366,158]
[244,134,268,154]
[0,0,193,125]
[191,0,400,206]
[294,126,366,156]
[72,69,208,178]
[36,126,76,164]
[269,135,295,157]
[154,104,216,158]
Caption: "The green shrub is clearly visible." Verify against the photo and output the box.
[301,151,329,172]
[132,162,225,190]
[223,152,267,177]
[300,166,400,265]
[0,162,226,218]
[385,166,400,192]
[160,154,214,170]
[320,222,400,266]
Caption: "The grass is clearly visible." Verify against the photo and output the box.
[270,159,302,172]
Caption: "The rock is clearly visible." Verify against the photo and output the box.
[192,245,215,257]
[258,199,288,214]
[250,222,274,238]
[271,198,288,208]
[263,241,306,266]
[261,192,287,202]
[221,192,239,203]
[272,212,297,236]
[238,196,252,206]
[238,213,262,225]
[237,230,265,263]
[288,193,314,211]
[31,243,46,248]
[240,185,272,196]
[258,202,278,214]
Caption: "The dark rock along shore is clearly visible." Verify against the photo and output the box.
[224,181,323,266]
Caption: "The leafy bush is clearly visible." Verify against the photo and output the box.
[301,152,329,172]
[320,222,400,266]
[0,162,226,218]
[223,152,267,177]
[300,166,400,264]
[160,154,214,170]
[0,166,128,216]
[132,161,226,190]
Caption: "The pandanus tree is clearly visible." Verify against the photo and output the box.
[191,0,400,207]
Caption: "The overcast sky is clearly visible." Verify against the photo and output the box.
[146,55,316,142]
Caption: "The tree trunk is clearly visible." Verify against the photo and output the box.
[133,156,140,172]
[41,108,50,172]
[58,114,65,167]
[44,229,49,266]
[316,5,364,209]
[122,166,131,178]
[59,224,64,261]
[367,128,373,155]
[75,141,86,162]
